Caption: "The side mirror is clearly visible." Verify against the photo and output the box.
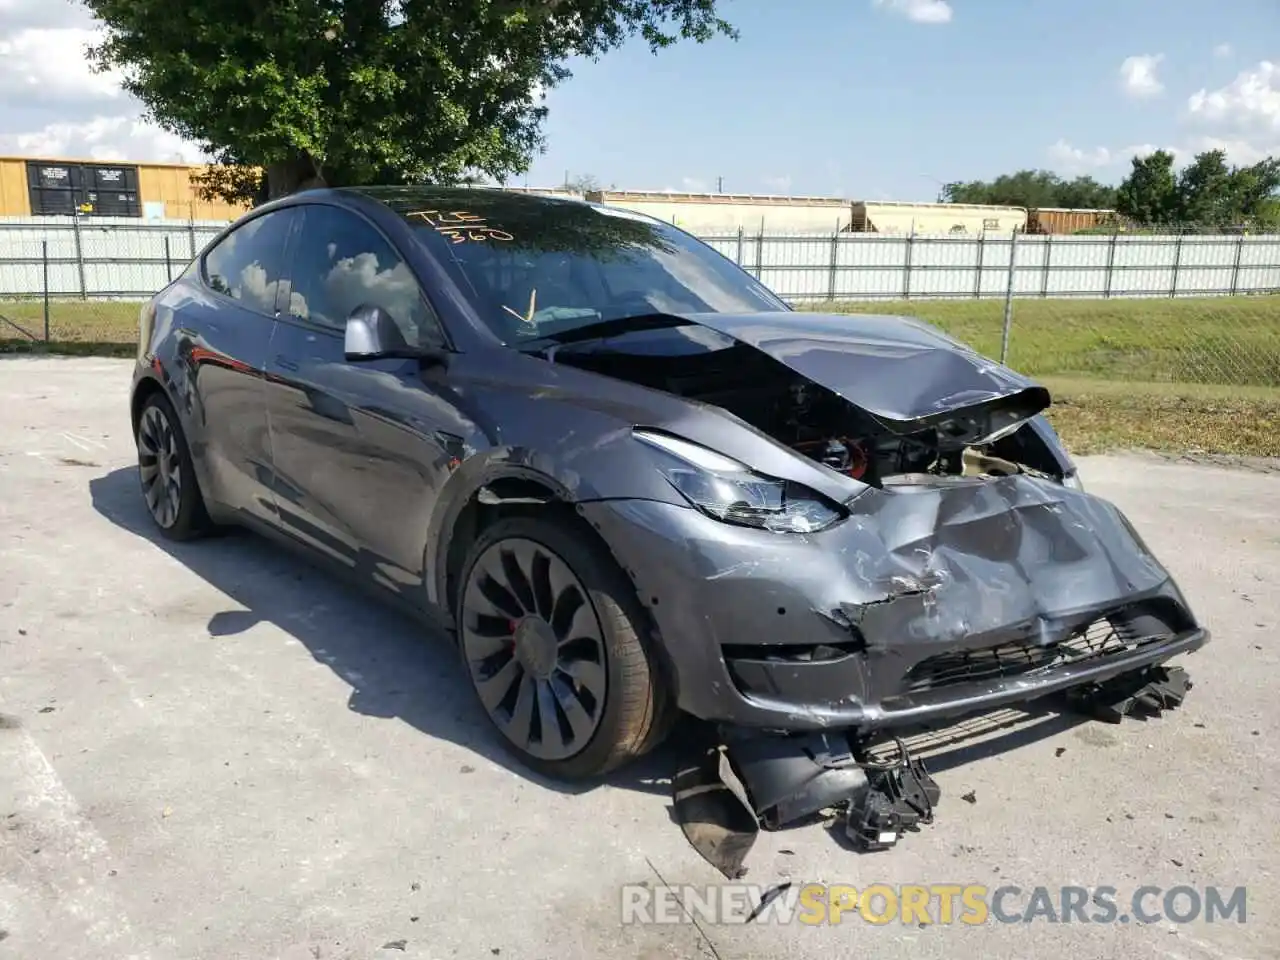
[343,304,448,365]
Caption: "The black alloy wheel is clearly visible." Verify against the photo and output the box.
[136,393,211,540]
[457,516,674,779]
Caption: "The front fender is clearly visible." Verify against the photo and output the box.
[421,435,692,610]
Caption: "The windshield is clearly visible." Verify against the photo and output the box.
[366,188,789,344]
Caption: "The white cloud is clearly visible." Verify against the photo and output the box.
[0,27,125,104]
[0,116,208,164]
[1119,143,1189,164]
[1213,43,1233,59]
[761,175,793,194]
[1187,61,1280,133]
[0,0,95,29]
[0,0,205,164]
[872,0,953,25]
[1181,61,1280,164]
[1051,60,1280,175]
[1120,54,1165,99]
[1047,139,1112,173]
[1182,135,1280,166]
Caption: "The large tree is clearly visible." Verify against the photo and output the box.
[83,0,734,203]
[1116,149,1280,229]
[1114,150,1179,226]
[941,169,1118,210]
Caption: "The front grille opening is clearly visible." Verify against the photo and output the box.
[723,640,862,664]
[900,618,1169,695]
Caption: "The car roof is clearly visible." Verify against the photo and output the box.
[342,184,586,211]
[330,184,667,227]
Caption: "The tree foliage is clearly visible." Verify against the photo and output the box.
[83,0,735,202]
[942,170,1118,210]
[1116,149,1280,229]
[944,152,1280,230]
[1113,150,1178,226]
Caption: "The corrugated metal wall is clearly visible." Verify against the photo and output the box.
[135,165,250,221]
[0,157,251,221]
[1027,208,1117,234]
[0,161,31,217]
[586,190,852,233]
[2,220,1276,301]
[0,216,227,298]
[856,202,1029,235]
[679,231,1279,301]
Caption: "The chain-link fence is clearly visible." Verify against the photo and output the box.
[2,218,1278,389]
[701,228,1280,389]
[0,216,225,346]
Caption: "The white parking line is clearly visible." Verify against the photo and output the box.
[0,725,152,959]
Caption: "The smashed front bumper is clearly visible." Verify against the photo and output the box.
[579,473,1208,732]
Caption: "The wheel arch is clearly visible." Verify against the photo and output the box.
[430,464,582,620]
[130,373,168,439]
[426,459,664,631]
[430,463,680,728]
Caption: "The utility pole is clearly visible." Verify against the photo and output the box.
[717,176,723,193]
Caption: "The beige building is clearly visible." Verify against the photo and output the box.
[492,185,584,199]
[852,200,1028,235]
[584,189,852,234]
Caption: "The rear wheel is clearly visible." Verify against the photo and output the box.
[456,515,674,780]
[136,393,212,541]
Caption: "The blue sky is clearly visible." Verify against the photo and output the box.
[0,0,1275,198]
[524,0,1280,200]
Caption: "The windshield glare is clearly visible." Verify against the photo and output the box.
[390,193,788,343]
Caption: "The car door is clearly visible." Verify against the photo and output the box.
[188,206,300,524]
[263,201,470,599]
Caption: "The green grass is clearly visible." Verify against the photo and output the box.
[1038,377,1280,457]
[0,297,141,344]
[808,294,1280,387]
[808,296,1280,456]
[4,294,1279,456]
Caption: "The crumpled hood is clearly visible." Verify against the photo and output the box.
[675,310,1050,434]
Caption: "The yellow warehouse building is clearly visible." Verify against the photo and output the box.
[0,156,250,221]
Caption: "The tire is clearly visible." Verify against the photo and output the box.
[455,514,675,780]
[135,392,213,541]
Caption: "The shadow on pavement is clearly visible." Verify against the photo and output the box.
[89,465,699,799]
[90,465,1093,813]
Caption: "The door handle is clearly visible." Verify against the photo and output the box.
[274,355,299,372]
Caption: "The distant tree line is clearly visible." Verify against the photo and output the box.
[944,150,1280,231]
[943,170,1118,211]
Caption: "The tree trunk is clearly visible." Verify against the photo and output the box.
[266,153,327,200]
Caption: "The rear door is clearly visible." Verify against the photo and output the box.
[186,207,299,523]
[263,202,465,597]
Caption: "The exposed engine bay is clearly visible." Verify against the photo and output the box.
[655,357,1063,488]
[537,318,1067,488]
[770,382,1041,487]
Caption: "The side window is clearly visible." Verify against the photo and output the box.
[287,205,443,348]
[202,209,298,316]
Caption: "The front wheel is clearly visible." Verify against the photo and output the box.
[136,393,212,541]
[455,515,674,780]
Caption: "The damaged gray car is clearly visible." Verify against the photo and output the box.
[130,186,1206,866]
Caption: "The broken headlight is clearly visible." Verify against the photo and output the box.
[633,430,845,533]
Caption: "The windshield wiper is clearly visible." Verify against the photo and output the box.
[514,312,695,351]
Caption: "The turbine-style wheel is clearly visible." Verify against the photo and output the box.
[136,393,211,540]
[456,516,674,779]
